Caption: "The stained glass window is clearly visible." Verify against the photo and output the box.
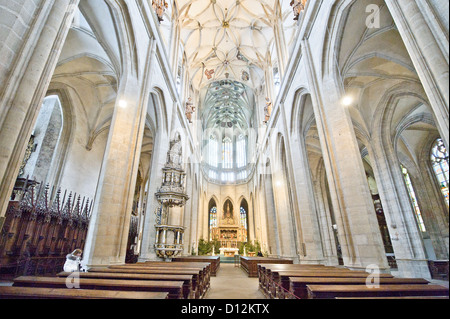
[240,206,248,242]
[240,206,247,229]
[209,206,217,240]
[210,206,217,228]
[401,165,426,232]
[431,138,449,207]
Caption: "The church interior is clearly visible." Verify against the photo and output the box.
[0,0,448,300]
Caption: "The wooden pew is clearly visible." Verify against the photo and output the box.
[258,265,364,298]
[89,267,205,299]
[109,263,210,295]
[240,257,293,277]
[116,262,211,283]
[257,264,336,293]
[57,271,195,299]
[307,284,449,299]
[12,276,185,299]
[172,256,220,276]
[134,262,212,286]
[289,277,430,299]
[0,286,168,299]
[269,270,394,299]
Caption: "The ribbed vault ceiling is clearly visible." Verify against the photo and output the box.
[175,0,296,130]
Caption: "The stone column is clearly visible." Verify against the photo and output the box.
[303,40,389,271]
[312,165,340,266]
[385,0,449,148]
[271,151,298,261]
[83,74,148,267]
[272,16,288,79]
[0,0,79,226]
[368,141,431,278]
[138,132,170,261]
[413,160,449,260]
[264,167,281,257]
[289,134,327,264]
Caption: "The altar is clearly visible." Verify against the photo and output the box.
[211,200,248,255]
[220,248,239,257]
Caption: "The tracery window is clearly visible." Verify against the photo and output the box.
[209,135,218,167]
[240,206,248,230]
[209,206,218,240]
[222,137,233,169]
[401,165,426,233]
[236,134,247,168]
[240,206,248,242]
[431,138,449,207]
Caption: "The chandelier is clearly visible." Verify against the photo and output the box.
[152,0,168,22]
[290,0,307,20]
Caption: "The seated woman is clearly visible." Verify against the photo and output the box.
[63,249,83,272]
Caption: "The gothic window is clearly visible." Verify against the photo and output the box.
[240,200,248,242]
[209,205,217,240]
[236,134,247,168]
[401,165,426,233]
[209,135,218,167]
[222,137,233,169]
[430,138,449,207]
[240,206,247,230]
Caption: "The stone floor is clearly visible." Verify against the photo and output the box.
[204,263,266,299]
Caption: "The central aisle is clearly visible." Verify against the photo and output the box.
[205,263,266,299]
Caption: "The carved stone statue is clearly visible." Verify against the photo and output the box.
[264,97,272,124]
[167,134,182,166]
[223,202,234,225]
[290,0,307,20]
[185,97,196,123]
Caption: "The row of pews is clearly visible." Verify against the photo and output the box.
[0,256,221,299]
[258,263,449,299]
[240,256,293,277]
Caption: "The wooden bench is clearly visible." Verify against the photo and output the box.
[57,271,195,299]
[240,257,293,277]
[289,277,430,299]
[13,276,185,299]
[89,267,205,298]
[257,264,336,293]
[172,256,220,276]
[307,284,449,299]
[109,264,210,293]
[257,266,364,298]
[0,286,168,299]
[116,262,211,284]
[268,270,394,299]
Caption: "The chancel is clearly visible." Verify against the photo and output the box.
[0,0,448,301]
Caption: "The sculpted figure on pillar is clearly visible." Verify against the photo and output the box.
[185,97,196,123]
[290,0,307,20]
[264,97,272,124]
[152,0,168,23]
